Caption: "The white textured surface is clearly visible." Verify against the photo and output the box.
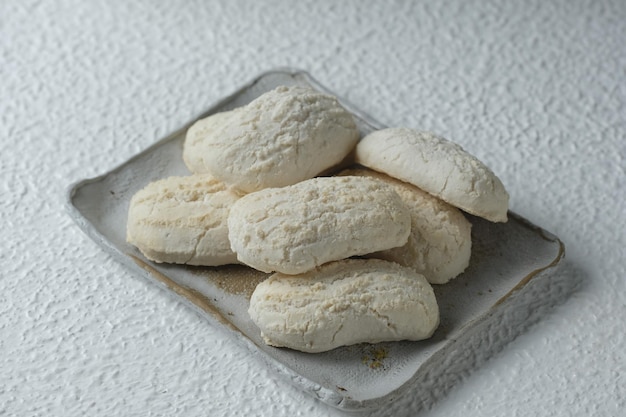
[1,0,624,416]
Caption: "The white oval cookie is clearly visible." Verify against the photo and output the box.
[340,168,471,284]
[248,258,440,353]
[355,127,509,222]
[183,85,359,193]
[227,176,411,274]
[126,174,241,266]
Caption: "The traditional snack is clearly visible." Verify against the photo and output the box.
[227,176,411,274]
[355,127,509,222]
[126,174,241,266]
[248,258,440,353]
[124,84,519,354]
[183,85,359,193]
[339,168,472,284]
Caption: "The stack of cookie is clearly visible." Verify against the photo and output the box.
[126,85,509,353]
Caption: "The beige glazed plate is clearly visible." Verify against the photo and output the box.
[66,69,565,411]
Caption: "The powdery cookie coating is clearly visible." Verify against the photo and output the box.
[126,174,241,266]
[340,168,472,284]
[355,128,509,222]
[183,85,360,193]
[248,258,440,353]
[227,176,411,274]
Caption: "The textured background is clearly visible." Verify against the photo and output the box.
[1,0,624,416]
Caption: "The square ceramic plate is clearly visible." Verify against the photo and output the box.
[66,69,565,411]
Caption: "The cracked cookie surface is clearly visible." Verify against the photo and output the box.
[183,85,359,193]
[339,168,472,284]
[248,258,439,353]
[126,174,241,266]
[227,176,411,274]
[355,127,509,222]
